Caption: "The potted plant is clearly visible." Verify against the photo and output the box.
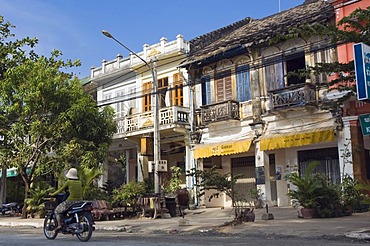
[286,162,320,218]
[162,166,183,217]
[249,187,264,209]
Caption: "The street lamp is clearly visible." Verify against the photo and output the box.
[102,30,161,193]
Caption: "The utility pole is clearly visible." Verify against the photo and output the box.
[152,59,161,194]
[102,30,161,193]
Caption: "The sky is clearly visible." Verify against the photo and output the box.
[1,0,305,79]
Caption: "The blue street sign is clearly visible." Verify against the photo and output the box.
[354,43,370,101]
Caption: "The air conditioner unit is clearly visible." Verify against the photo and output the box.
[158,160,168,172]
[148,160,168,172]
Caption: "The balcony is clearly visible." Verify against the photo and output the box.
[199,100,240,126]
[114,106,190,137]
[269,83,317,110]
[91,35,189,79]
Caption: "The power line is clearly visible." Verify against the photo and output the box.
[92,38,343,108]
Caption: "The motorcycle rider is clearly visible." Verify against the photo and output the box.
[50,168,83,230]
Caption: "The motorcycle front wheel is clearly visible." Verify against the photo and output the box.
[76,214,93,242]
[43,213,58,240]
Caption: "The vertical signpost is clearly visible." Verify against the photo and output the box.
[354,42,370,101]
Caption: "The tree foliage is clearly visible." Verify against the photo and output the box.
[271,6,370,105]
[0,16,117,218]
[187,166,242,205]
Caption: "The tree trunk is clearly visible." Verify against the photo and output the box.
[21,182,30,219]
[0,165,6,205]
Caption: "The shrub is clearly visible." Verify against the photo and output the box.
[112,181,146,211]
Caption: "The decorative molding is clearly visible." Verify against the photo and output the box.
[216,59,233,71]
[202,66,213,75]
[235,55,251,66]
[148,48,161,57]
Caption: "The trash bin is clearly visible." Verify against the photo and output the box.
[165,197,177,217]
[177,189,189,207]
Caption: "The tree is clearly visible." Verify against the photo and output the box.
[0,15,38,207]
[0,16,117,218]
[187,166,243,218]
[272,6,370,106]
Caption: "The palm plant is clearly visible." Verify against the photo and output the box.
[25,186,54,218]
[56,166,103,200]
[286,162,321,209]
[286,162,342,218]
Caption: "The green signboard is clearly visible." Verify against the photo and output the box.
[359,113,370,136]
[0,168,17,178]
[0,167,31,178]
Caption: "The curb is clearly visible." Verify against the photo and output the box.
[346,230,370,240]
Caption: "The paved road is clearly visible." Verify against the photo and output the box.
[1,227,368,246]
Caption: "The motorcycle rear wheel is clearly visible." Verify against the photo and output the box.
[76,214,93,242]
[43,213,58,240]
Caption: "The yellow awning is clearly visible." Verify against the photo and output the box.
[194,139,252,159]
[259,126,335,151]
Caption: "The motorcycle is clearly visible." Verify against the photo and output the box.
[1,202,21,216]
[43,194,95,242]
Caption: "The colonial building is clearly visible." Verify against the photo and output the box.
[91,35,191,191]
[327,0,370,184]
[183,1,354,207]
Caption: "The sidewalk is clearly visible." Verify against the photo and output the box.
[1,207,370,240]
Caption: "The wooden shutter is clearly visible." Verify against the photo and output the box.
[215,71,232,102]
[172,73,183,106]
[143,82,152,112]
[236,65,251,101]
[265,56,284,91]
[201,76,211,105]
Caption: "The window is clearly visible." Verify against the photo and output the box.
[115,90,125,118]
[172,73,183,106]
[264,56,284,91]
[236,65,251,102]
[103,93,112,101]
[298,147,340,184]
[310,47,333,84]
[158,77,168,108]
[285,52,306,86]
[128,86,136,109]
[143,82,152,112]
[215,70,232,102]
[201,76,211,105]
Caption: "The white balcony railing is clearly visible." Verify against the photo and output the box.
[115,106,190,136]
[91,35,189,79]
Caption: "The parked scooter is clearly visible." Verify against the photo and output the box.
[43,194,95,242]
[1,202,21,216]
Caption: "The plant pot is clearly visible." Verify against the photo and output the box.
[300,208,317,219]
[165,197,177,217]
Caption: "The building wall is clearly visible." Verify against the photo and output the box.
[333,0,369,63]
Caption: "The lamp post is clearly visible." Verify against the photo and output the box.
[102,30,161,193]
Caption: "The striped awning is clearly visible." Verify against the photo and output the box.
[259,126,336,151]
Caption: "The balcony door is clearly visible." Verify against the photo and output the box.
[236,65,251,102]
[172,73,183,106]
[215,70,232,102]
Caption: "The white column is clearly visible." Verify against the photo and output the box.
[338,116,358,179]
[125,149,130,184]
[255,142,270,201]
[137,153,144,182]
